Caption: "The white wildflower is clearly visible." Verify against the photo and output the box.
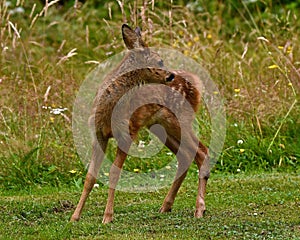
[138,140,145,148]
[50,107,68,115]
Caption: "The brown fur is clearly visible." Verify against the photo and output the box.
[71,24,210,224]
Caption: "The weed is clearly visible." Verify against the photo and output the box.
[0,0,299,190]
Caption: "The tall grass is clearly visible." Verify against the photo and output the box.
[0,0,299,189]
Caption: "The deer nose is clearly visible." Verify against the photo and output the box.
[166,72,175,82]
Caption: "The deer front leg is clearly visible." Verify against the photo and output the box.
[102,146,129,224]
[71,140,107,222]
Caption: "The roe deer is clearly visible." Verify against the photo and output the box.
[70,24,210,224]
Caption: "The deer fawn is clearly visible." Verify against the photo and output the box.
[70,24,210,224]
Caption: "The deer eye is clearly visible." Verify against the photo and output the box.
[158,60,164,68]
[166,73,175,82]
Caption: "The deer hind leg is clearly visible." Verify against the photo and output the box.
[71,139,108,222]
[150,125,196,213]
[102,141,131,224]
[193,138,210,218]
[151,124,209,217]
[159,159,189,213]
[161,134,200,213]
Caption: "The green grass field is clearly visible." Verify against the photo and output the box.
[1,173,299,239]
[0,0,299,239]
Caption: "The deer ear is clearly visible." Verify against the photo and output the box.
[122,24,147,50]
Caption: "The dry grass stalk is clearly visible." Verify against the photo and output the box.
[57,48,78,66]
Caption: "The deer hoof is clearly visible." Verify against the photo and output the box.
[159,206,172,213]
[194,209,205,218]
[102,214,113,224]
[70,214,80,222]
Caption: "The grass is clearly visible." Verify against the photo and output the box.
[0,172,299,239]
[0,0,299,238]
[0,0,299,188]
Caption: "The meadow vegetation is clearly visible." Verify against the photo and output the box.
[0,0,299,239]
[0,173,300,239]
[0,0,298,189]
